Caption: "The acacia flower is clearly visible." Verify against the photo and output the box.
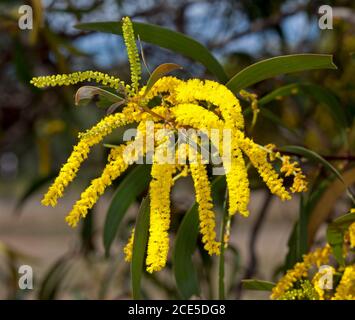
[271,245,331,299]
[32,16,308,273]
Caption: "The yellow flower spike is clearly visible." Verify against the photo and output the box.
[145,76,183,104]
[174,79,245,130]
[225,134,250,217]
[239,89,259,129]
[271,245,331,299]
[124,228,135,262]
[146,162,176,273]
[65,145,130,227]
[236,132,291,201]
[31,70,126,90]
[42,112,129,207]
[349,225,355,248]
[171,103,224,131]
[332,265,355,300]
[312,266,335,300]
[349,209,355,248]
[122,17,141,93]
[187,143,221,256]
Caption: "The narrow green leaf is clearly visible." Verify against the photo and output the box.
[173,176,225,299]
[285,194,309,269]
[226,54,336,93]
[104,165,151,256]
[145,63,182,94]
[75,21,228,83]
[242,279,275,291]
[327,212,355,265]
[259,83,299,105]
[131,196,150,300]
[173,203,200,299]
[38,256,72,300]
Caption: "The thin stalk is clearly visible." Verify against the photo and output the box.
[218,189,229,299]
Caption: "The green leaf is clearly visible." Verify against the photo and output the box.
[259,83,300,105]
[75,21,228,83]
[284,194,310,269]
[38,256,72,300]
[278,145,345,184]
[131,196,150,300]
[173,176,225,299]
[75,86,123,108]
[226,54,336,93]
[327,212,355,265]
[173,203,200,299]
[242,279,275,291]
[103,165,151,256]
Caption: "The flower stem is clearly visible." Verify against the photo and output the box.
[218,189,229,300]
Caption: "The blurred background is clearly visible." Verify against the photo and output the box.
[0,0,354,299]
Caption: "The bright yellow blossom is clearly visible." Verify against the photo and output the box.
[122,17,141,93]
[237,132,291,201]
[34,16,309,274]
[124,228,135,262]
[187,142,220,255]
[146,161,176,273]
[31,70,126,90]
[271,245,331,299]
[332,265,355,300]
[41,112,129,207]
[65,145,129,227]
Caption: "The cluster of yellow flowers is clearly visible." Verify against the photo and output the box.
[30,70,127,91]
[271,245,331,299]
[265,144,308,194]
[349,208,355,247]
[31,17,308,273]
[272,208,355,300]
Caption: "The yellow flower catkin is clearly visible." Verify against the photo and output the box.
[312,266,335,300]
[332,265,355,300]
[122,17,141,93]
[145,76,183,104]
[124,228,135,262]
[175,79,245,130]
[349,208,355,248]
[146,162,176,273]
[65,145,129,227]
[271,245,331,299]
[42,112,129,207]
[31,70,126,90]
[171,103,224,130]
[187,143,220,255]
[237,132,291,201]
[224,135,250,216]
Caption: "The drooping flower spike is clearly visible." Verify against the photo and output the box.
[31,16,308,273]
